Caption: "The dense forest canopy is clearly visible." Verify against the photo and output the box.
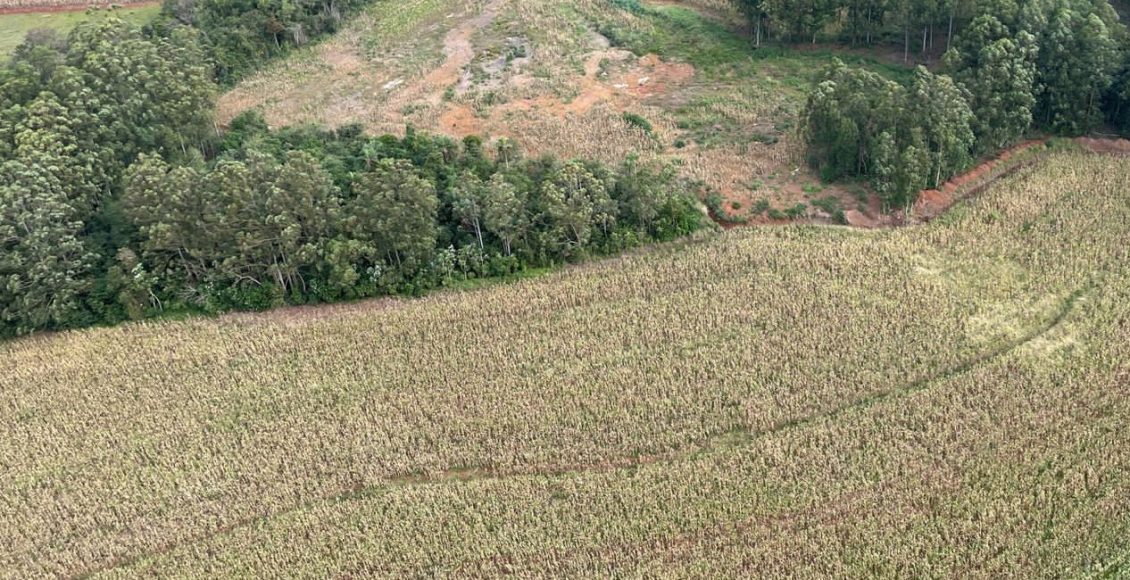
[155,0,376,83]
[765,0,1130,206]
[0,14,704,337]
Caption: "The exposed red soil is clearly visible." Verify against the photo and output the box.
[435,51,696,139]
[0,0,155,14]
[911,139,1048,223]
[717,136,1130,231]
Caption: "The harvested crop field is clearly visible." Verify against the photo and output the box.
[3,151,1129,576]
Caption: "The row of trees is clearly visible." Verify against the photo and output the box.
[119,125,703,315]
[733,0,984,51]
[731,0,1122,60]
[0,19,705,337]
[802,63,974,208]
[798,0,1130,207]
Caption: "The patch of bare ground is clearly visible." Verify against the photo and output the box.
[218,0,821,213]
[215,0,483,131]
[434,47,695,163]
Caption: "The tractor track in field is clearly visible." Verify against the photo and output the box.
[77,282,1092,578]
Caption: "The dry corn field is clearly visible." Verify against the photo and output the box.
[1,150,1128,576]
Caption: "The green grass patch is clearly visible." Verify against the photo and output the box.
[597,4,750,75]
[0,5,159,60]
[621,112,654,135]
[591,1,912,151]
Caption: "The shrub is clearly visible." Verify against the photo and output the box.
[622,112,654,135]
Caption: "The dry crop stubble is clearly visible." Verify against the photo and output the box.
[1,152,1129,576]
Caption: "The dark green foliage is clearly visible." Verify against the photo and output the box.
[107,126,706,330]
[945,14,1038,152]
[799,0,1128,208]
[0,17,215,335]
[784,203,808,219]
[705,192,747,225]
[622,112,654,135]
[810,195,841,214]
[609,0,645,14]
[800,60,975,207]
[1109,57,1130,133]
[0,13,707,338]
[1032,0,1122,134]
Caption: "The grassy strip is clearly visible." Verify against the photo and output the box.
[0,4,158,58]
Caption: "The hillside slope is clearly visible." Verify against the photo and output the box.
[2,150,1128,576]
[218,0,907,221]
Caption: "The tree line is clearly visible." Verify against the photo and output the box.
[790,0,1130,208]
[732,0,1122,59]
[733,0,983,51]
[0,18,704,337]
[120,120,703,316]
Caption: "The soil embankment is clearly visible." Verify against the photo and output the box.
[822,137,1130,231]
[910,139,1049,223]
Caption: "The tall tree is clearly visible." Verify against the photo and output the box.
[261,151,341,292]
[540,161,616,252]
[905,67,975,187]
[450,172,488,251]
[946,14,1038,152]
[482,173,529,257]
[801,59,904,180]
[349,158,438,272]
[1035,2,1119,134]
[0,156,94,334]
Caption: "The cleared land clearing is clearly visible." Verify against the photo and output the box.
[0,4,158,57]
[217,0,908,223]
[1,151,1128,576]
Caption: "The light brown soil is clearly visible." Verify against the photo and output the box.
[434,49,696,139]
[385,0,504,116]
[437,104,487,136]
